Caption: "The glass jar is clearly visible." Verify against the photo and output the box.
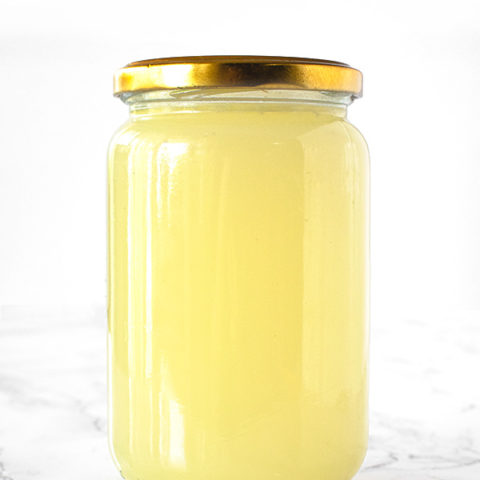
[108,56,369,480]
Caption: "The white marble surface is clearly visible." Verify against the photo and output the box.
[0,306,479,480]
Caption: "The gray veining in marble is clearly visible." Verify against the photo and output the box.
[0,306,479,479]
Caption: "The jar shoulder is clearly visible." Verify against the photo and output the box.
[339,120,370,172]
[108,120,137,153]
[342,120,369,158]
[108,114,369,162]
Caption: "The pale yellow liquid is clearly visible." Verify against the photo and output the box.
[108,98,369,480]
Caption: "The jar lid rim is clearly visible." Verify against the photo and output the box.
[113,55,363,98]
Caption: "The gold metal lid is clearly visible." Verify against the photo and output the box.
[114,55,363,97]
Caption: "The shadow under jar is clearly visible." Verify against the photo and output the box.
[108,56,369,480]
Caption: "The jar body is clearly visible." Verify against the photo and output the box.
[108,91,369,480]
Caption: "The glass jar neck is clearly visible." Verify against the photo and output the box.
[120,88,353,119]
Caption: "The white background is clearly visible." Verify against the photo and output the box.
[1,0,479,318]
[1,1,480,477]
